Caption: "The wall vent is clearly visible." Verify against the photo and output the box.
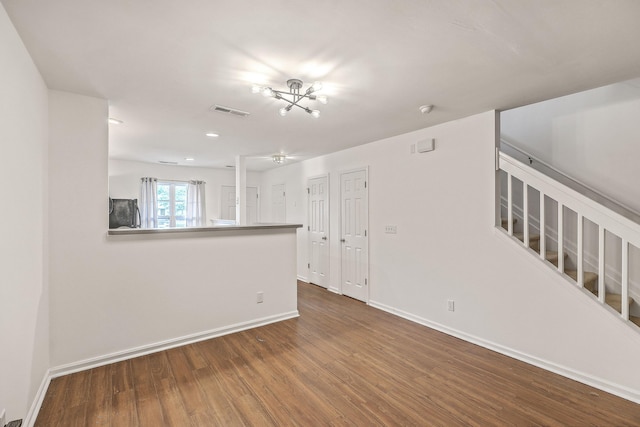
[158,160,178,165]
[210,104,250,118]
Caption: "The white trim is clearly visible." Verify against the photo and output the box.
[48,311,299,379]
[307,173,330,289]
[297,274,309,282]
[25,311,298,425]
[368,299,640,405]
[338,166,369,302]
[500,197,640,308]
[23,370,52,427]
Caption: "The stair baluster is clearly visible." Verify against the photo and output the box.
[523,181,529,248]
[540,192,546,260]
[577,214,584,288]
[498,152,639,329]
[622,238,629,320]
[598,226,606,305]
[558,203,564,273]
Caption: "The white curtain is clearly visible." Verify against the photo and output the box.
[140,177,158,228]
[187,180,206,227]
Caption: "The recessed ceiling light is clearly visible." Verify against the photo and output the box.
[108,118,123,125]
[184,157,194,161]
[206,133,219,138]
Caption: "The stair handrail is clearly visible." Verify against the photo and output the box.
[499,152,640,321]
[500,138,640,225]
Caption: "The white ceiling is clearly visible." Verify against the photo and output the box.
[4,0,640,170]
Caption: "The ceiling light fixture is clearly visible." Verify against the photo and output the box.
[205,132,219,138]
[108,118,123,125]
[253,79,327,118]
[272,154,287,164]
[419,105,434,114]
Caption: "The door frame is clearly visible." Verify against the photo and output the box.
[220,185,260,223]
[271,183,286,223]
[307,173,330,288]
[339,167,369,302]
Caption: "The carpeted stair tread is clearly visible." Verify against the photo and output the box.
[546,251,568,266]
[513,232,540,242]
[603,293,634,312]
[501,218,517,229]
[565,270,598,290]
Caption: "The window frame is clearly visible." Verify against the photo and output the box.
[156,180,188,228]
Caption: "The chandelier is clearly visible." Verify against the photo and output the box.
[253,79,328,118]
[272,154,287,164]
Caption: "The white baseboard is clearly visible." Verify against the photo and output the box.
[368,300,640,405]
[48,310,299,379]
[297,275,309,282]
[23,370,51,427]
[24,311,299,425]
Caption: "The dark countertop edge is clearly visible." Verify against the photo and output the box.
[108,223,303,235]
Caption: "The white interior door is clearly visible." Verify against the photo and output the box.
[221,186,236,220]
[308,175,329,288]
[341,169,368,302]
[221,186,258,224]
[272,184,286,223]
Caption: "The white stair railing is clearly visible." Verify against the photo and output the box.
[499,152,640,322]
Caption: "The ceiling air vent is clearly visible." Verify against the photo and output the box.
[210,104,250,118]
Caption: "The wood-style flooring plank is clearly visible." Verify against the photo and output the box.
[34,281,640,426]
[84,365,112,426]
[130,355,165,426]
[111,361,139,426]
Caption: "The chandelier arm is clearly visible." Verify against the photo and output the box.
[271,90,314,101]
[259,80,324,116]
[290,103,310,112]
[275,93,314,110]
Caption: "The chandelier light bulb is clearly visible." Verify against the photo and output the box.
[279,107,288,117]
[311,81,323,92]
[317,95,328,105]
[262,87,275,97]
[251,85,262,94]
[272,154,286,164]
[310,109,320,118]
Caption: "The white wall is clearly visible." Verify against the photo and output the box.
[0,4,49,422]
[108,159,262,223]
[260,111,640,401]
[48,91,297,369]
[501,79,640,214]
[501,82,640,312]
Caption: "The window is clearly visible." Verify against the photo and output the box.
[157,181,188,228]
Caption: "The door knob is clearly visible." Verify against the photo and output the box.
[341,238,346,243]
[322,236,327,240]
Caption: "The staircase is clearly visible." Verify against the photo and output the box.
[498,152,640,330]
[502,219,640,327]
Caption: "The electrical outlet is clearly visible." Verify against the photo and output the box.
[447,300,455,312]
[257,291,264,304]
[384,225,397,234]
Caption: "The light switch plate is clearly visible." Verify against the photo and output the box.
[384,225,397,234]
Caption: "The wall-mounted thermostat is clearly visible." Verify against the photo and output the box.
[417,138,435,153]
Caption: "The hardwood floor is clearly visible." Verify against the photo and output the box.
[36,281,640,426]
